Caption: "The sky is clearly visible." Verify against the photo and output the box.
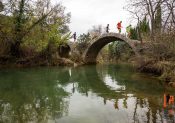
[60,0,133,35]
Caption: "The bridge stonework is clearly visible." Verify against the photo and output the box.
[82,33,140,64]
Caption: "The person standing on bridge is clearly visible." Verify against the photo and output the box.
[117,21,122,33]
[106,24,110,33]
[73,32,76,42]
[126,24,132,38]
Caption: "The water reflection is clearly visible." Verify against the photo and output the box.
[0,68,70,122]
[0,65,174,123]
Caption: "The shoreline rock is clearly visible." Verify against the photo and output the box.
[168,82,175,87]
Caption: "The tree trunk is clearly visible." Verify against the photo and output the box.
[137,22,142,44]
[10,41,21,57]
[150,19,155,41]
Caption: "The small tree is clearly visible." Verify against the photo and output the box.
[76,33,91,54]
[130,27,138,40]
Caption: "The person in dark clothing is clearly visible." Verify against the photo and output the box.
[166,94,170,103]
[73,32,76,42]
[106,24,109,33]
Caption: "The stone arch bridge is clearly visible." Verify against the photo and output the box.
[67,33,141,64]
[82,33,140,64]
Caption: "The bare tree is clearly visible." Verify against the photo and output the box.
[127,0,175,34]
[126,0,165,39]
[88,25,103,39]
[162,0,175,32]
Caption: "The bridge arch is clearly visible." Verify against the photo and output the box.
[83,33,139,64]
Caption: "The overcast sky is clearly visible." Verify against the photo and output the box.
[60,0,133,35]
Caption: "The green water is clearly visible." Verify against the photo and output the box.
[0,64,174,123]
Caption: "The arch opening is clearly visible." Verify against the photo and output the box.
[97,41,134,63]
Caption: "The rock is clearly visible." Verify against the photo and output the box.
[168,82,175,87]
[59,58,74,66]
[74,63,78,67]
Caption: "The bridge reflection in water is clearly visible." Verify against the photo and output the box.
[0,64,174,123]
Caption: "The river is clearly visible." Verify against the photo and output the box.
[0,64,174,123]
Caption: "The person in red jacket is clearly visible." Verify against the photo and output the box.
[117,21,122,33]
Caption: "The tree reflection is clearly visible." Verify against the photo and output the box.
[0,68,70,122]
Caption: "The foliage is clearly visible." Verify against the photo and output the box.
[129,17,150,40]
[107,41,134,62]
[0,1,3,12]
[0,0,71,59]
[76,33,91,54]
[130,28,138,40]
[139,17,150,33]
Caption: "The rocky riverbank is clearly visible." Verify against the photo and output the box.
[135,58,175,87]
[0,55,79,68]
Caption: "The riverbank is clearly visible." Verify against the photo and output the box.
[98,55,175,87]
[0,55,78,68]
[131,56,175,86]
